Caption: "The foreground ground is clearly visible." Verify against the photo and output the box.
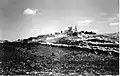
[0,42,119,75]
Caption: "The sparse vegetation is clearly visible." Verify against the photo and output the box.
[0,32,119,75]
[0,41,119,75]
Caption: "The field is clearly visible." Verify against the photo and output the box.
[0,42,119,75]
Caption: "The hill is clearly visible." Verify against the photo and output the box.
[0,42,119,75]
[0,32,119,75]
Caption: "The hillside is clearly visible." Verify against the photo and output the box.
[0,32,119,75]
[0,42,119,75]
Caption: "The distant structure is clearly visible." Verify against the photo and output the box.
[63,25,78,36]
[68,26,73,32]
[75,25,77,32]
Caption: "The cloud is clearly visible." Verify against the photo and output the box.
[23,8,41,15]
[100,12,107,16]
[107,17,118,22]
[109,22,119,26]
[107,14,119,22]
[76,20,93,26]
[107,14,119,26]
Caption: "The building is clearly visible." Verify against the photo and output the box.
[64,25,79,36]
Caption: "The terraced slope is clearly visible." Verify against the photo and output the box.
[0,42,119,75]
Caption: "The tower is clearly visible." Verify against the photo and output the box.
[75,25,77,32]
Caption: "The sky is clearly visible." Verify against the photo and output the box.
[0,0,119,40]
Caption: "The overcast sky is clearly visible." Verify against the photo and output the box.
[0,0,119,40]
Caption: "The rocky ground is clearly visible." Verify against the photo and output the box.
[0,42,119,75]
